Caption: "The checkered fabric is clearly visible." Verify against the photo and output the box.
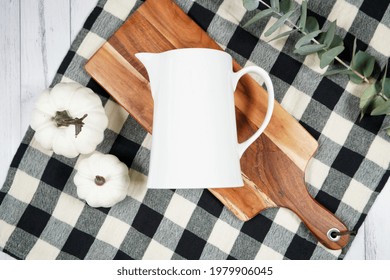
[1,0,389,260]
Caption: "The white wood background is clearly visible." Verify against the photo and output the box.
[0,0,389,260]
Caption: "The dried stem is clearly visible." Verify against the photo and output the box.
[94,175,106,186]
[53,110,88,137]
[378,92,389,101]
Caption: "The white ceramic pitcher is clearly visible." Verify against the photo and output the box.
[136,48,274,189]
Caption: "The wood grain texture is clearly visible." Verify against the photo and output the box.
[85,0,349,249]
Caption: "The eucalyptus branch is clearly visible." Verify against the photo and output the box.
[242,0,390,136]
[256,0,369,83]
[379,92,389,101]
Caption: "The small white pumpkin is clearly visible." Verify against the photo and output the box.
[74,153,130,208]
[31,82,108,158]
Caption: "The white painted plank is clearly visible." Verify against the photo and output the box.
[20,0,71,134]
[70,0,99,42]
[0,0,21,261]
[0,252,15,260]
[0,0,72,262]
[344,178,390,260]
[344,222,365,260]
[0,0,21,186]
[364,178,390,259]
[0,0,97,261]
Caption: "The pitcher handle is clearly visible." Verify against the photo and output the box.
[231,66,275,158]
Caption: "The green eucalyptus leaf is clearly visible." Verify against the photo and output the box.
[299,0,307,30]
[371,95,387,109]
[294,43,326,55]
[316,32,326,58]
[268,29,296,42]
[348,72,364,84]
[280,0,293,13]
[271,0,280,12]
[243,8,273,27]
[305,16,320,33]
[318,34,344,60]
[361,95,386,119]
[295,30,322,49]
[323,68,352,76]
[359,83,379,110]
[243,0,259,11]
[330,34,343,48]
[352,37,357,61]
[317,30,325,44]
[363,57,375,77]
[323,21,336,48]
[317,30,342,47]
[382,78,390,98]
[317,51,324,60]
[381,63,389,98]
[264,9,295,37]
[351,51,375,78]
[320,46,345,68]
[371,99,390,115]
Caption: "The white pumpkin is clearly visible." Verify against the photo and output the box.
[74,153,130,208]
[31,82,108,158]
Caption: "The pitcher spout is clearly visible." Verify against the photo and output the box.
[135,52,160,74]
[135,52,160,98]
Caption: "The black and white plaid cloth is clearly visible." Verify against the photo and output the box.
[1,0,389,260]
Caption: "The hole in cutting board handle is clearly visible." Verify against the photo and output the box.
[327,228,357,242]
[327,228,341,242]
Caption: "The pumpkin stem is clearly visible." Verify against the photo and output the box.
[94,175,106,186]
[53,110,88,138]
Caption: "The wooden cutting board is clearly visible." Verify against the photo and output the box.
[85,0,349,249]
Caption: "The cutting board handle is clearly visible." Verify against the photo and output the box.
[288,190,350,250]
[256,141,351,250]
